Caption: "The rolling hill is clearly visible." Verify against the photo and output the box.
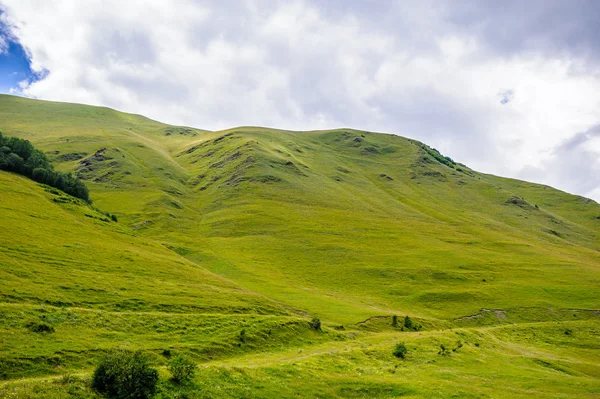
[0,93,599,398]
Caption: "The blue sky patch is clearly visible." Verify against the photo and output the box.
[0,18,41,94]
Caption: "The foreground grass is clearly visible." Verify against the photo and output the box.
[2,320,599,398]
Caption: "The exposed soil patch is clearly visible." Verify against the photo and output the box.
[213,133,233,144]
[210,151,243,169]
[76,148,116,179]
[455,308,507,322]
[362,146,379,154]
[79,148,110,167]
[506,196,528,206]
[55,152,87,162]
[164,127,197,137]
[251,175,283,183]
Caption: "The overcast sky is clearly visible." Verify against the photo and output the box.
[1,0,599,201]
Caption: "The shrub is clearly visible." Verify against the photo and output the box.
[403,316,413,330]
[27,322,55,334]
[168,355,196,383]
[438,344,451,356]
[238,329,247,343]
[308,316,321,331]
[111,214,118,222]
[393,343,408,359]
[91,350,158,399]
[391,315,398,327]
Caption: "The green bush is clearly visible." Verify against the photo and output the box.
[393,343,408,359]
[91,350,159,399]
[26,322,55,333]
[168,355,196,383]
[392,315,398,327]
[438,344,451,356]
[401,315,421,331]
[308,316,321,331]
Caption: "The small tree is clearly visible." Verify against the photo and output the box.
[393,342,408,359]
[168,355,196,384]
[403,316,413,330]
[392,315,398,327]
[92,350,158,399]
[308,316,321,331]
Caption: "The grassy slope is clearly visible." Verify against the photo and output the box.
[0,171,331,378]
[173,127,600,323]
[0,94,599,398]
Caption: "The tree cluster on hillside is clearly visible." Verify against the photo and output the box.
[0,131,89,201]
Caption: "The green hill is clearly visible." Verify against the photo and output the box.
[0,94,599,398]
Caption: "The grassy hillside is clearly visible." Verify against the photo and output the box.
[0,94,599,398]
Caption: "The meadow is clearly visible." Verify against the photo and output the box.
[0,94,598,398]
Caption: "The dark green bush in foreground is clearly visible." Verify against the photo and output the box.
[92,350,158,399]
[168,355,196,383]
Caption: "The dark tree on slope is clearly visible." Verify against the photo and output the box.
[0,131,89,201]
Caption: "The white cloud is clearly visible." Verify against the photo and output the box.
[1,0,600,200]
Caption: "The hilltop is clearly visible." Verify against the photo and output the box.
[0,94,599,398]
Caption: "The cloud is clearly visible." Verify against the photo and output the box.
[1,0,600,200]
[445,0,600,61]
[498,90,514,105]
[518,125,600,200]
[0,11,11,54]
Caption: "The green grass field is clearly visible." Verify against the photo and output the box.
[0,94,599,398]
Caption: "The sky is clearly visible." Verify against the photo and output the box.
[1,0,599,201]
